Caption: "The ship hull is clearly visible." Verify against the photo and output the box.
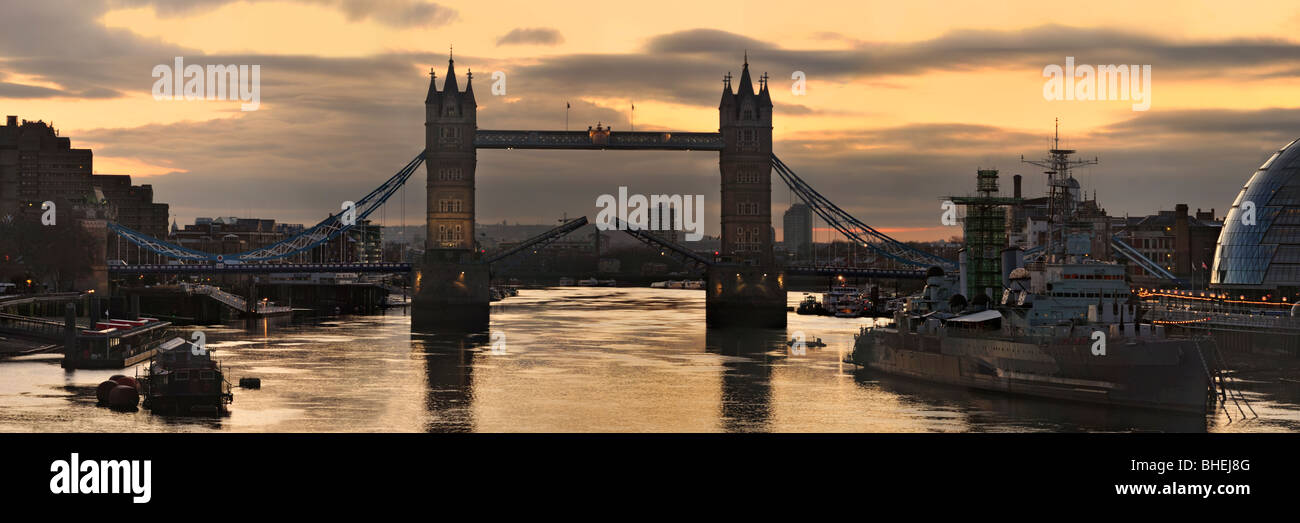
[852,329,1213,414]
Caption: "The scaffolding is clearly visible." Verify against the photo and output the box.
[950,169,1019,299]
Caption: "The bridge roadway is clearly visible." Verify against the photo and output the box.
[108,261,927,279]
[108,262,413,274]
[475,130,724,151]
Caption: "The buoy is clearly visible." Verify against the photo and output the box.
[107,385,139,411]
[239,377,261,389]
[112,376,140,390]
[95,380,119,405]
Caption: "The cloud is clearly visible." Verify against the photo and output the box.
[496,27,565,47]
[644,29,774,54]
[108,0,458,28]
[5,9,1300,240]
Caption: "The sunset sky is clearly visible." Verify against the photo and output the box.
[3,0,1300,241]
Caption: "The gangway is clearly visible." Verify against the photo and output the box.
[1110,235,1189,286]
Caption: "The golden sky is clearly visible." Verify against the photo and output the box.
[4,0,1300,240]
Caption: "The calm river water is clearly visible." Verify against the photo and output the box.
[3,287,1299,432]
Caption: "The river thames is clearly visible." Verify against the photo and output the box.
[3,287,1299,432]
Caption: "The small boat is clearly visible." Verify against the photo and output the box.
[138,337,233,416]
[650,281,669,289]
[578,278,599,286]
[64,317,173,369]
[787,336,827,348]
[796,294,824,315]
[558,277,576,286]
[683,280,704,290]
[599,279,617,286]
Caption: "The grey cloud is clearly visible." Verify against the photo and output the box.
[644,29,774,54]
[496,27,565,47]
[0,82,69,99]
[109,0,458,27]
[6,8,1300,238]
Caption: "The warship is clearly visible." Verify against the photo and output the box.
[849,128,1219,414]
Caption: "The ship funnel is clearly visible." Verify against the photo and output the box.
[1001,247,1024,288]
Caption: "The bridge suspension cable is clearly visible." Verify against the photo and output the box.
[108,151,427,263]
[770,154,956,271]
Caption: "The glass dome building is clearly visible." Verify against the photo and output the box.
[1213,138,1300,297]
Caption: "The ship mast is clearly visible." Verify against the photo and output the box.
[1020,119,1098,259]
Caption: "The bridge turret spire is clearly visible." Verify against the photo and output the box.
[425,67,438,103]
[443,55,458,94]
[737,58,754,98]
[464,68,476,105]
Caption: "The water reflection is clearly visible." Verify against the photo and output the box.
[705,328,785,432]
[856,370,1209,432]
[2,287,1299,432]
[415,330,486,433]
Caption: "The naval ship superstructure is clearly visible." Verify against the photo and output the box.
[850,127,1217,413]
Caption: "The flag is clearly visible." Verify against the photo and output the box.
[566,102,570,109]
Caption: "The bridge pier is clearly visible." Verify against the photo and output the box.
[705,264,787,328]
[411,252,490,332]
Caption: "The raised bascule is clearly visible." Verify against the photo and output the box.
[103,52,959,332]
[415,54,787,329]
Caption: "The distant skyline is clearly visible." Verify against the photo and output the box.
[3,0,1300,241]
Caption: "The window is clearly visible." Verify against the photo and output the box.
[437,168,464,181]
[440,126,462,143]
[737,202,761,216]
[739,129,757,146]
[736,168,762,184]
[734,226,762,252]
[438,199,464,213]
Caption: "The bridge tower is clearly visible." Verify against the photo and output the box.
[413,54,490,330]
[707,57,786,327]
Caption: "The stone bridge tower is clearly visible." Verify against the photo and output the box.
[717,57,774,265]
[414,55,489,330]
[707,58,785,328]
[424,55,477,255]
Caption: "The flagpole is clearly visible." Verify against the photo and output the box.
[565,102,570,131]
[630,101,635,132]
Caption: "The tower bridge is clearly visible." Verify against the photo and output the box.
[417,54,785,328]
[103,53,957,331]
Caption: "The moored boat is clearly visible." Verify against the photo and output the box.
[63,317,173,369]
[138,337,233,416]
